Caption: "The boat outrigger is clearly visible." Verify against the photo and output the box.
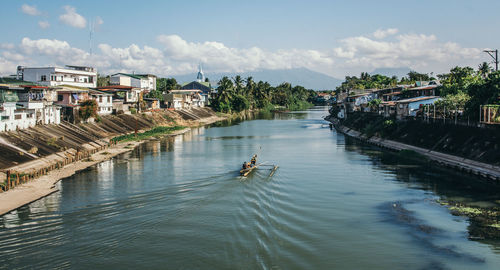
[240,154,278,177]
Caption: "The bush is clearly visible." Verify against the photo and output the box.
[232,95,250,112]
[79,100,98,120]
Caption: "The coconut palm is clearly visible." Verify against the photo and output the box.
[478,62,491,78]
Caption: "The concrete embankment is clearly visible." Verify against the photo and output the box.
[326,115,500,182]
[0,107,225,215]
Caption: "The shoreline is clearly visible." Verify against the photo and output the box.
[0,115,224,217]
[325,116,500,182]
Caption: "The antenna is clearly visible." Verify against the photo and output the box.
[89,18,94,57]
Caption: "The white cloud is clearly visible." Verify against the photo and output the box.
[332,32,482,76]
[38,21,50,29]
[21,4,41,16]
[156,34,332,74]
[0,31,484,79]
[59,6,86,29]
[373,28,399,39]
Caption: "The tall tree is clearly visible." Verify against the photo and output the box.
[478,62,491,78]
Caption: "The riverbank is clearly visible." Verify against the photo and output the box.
[325,115,500,181]
[0,108,226,216]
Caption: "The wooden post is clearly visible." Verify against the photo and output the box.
[6,170,10,191]
[16,173,19,185]
[479,105,482,123]
[488,106,491,123]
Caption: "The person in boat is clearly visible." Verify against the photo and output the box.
[242,162,249,170]
[250,154,257,166]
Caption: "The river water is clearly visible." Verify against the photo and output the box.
[1,107,500,269]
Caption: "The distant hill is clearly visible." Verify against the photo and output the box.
[370,67,412,80]
[172,68,342,90]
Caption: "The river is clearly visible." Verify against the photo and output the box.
[1,107,500,269]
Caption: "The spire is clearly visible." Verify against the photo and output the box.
[196,63,205,82]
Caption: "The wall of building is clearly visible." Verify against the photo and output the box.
[0,103,36,132]
[21,67,97,88]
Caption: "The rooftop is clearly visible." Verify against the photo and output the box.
[111,73,156,80]
[396,96,440,104]
[0,77,36,86]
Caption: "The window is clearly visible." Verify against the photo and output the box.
[107,96,110,102]
[1,116,9,120]
[15,114,22,120]
[89,76,94,83]
[41,75,47,81]
[58,95,63,101]
[84,78,88,83]
[99,96,102,103]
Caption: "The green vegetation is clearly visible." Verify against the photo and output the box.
[146,77,180,101]
[79,99,98,120]
[97,74,110,87]
[111,126,186,143]
[336,63,500,120]
[211,76,315,113]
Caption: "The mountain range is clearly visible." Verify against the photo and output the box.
[172,68,343,90]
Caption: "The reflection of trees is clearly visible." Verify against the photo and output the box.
[340,136,500,243]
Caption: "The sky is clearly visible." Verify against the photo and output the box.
[0,0,499,79]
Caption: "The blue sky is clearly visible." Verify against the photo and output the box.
[1,0,499,78]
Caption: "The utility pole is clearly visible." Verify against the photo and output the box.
[484,49,498,71]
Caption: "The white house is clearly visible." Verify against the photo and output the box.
[17,65,97,88]
[0,85,37,132]
[89,90,113,115]
[163,90,204,110]
[16,86,60,125]
[110,73,156,91]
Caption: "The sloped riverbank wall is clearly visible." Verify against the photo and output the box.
[0,107,221,191]
[326,113,500,181]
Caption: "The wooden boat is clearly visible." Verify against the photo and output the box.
[240,164,258,177]
[240,156,258,176]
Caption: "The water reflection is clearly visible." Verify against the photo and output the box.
[339,132,500,245]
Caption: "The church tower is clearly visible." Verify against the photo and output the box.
[196,63,205,82]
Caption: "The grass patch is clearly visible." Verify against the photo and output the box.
[100,152,111,155]
[111,126,186,143]
[449,206,483,216]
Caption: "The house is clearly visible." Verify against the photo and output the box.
[163,90,204,110]
[97,85,141,104]
[402,85,438,99]
[0,85,36,132]
[181,81,213,105]
[110,73,156,91]
[54,86,90,122]
[89,90,113,115]
[395,96,441,119]
[380,101,397,118]
[17,65,97,88]
[16,85,60,125]
[143,98,160,110]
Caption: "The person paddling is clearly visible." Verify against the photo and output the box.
[250,154,257,166]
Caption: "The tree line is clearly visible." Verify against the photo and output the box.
[211,75,316,113]
[98,74,318,113]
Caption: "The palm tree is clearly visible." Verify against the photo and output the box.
[216,76,234,104]
[478,62,491,78]
[233,75,244,95]
[245,76,256,108]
